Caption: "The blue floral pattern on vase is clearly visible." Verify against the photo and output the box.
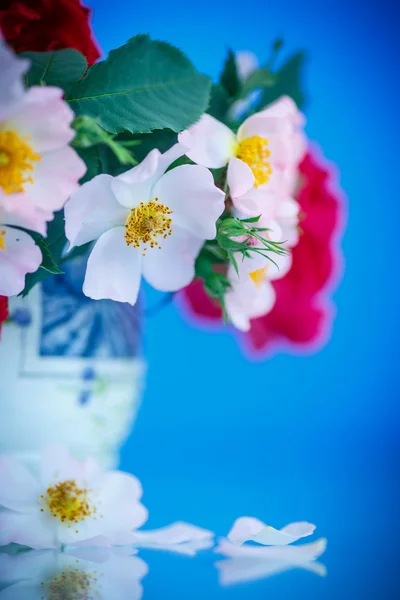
[40,253,142,358]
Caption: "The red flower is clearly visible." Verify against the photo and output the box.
[0,296,8,338]
[0,0,101,66]
[180,147,345,357]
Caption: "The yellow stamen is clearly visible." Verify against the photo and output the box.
[236,135,272,187]
[43,480,94,525]
[125,197,173,254]
[0,229,6,251]
[0,130,40,194]
[249,266,268,287]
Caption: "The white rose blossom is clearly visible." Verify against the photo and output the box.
[0,39,86,234]
[0,447,213,553]
[64,144,225,306]
[178,96,306,209]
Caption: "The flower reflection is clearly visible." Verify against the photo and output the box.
[0,547,148,600]
[214,537,327,586]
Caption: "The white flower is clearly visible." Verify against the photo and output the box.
[225,231,292,332]
[215,538,327,585]
[0,39,86,234]
[0,548,148,600]
[0,447,214,555]
[64,144,225,305]
[0,206,42,296]
[0,447,148,549]
[178,96,306,205]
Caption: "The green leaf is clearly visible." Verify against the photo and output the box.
[207,84,231,121]
[21,211,67,296]
[220,49,240,97]
[259,51,306,109]
[22,49,87,89]
[240,67,276,98]
[65,34,212,134]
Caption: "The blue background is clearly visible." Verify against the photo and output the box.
[87,1,399,597]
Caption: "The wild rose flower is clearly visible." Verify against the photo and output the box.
[65,144,225,306]
[0,207,42,296]
[0,0,101,66]
[0,447,214,553]
[178,96,306,207]
[0,39,86,234]
[224,232,292,331]
[0,447,148,549]
[179,148,343,354]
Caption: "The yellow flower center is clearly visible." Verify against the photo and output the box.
[236,135,272,187]
[125,197,173,254]
[43,566,98,600]
[0,130,40,194]
[0,229,6,251]
[249,266,268,287]
[42,480,95,525]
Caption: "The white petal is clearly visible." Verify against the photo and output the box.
[96,471,149,536]
[153,164,225,239]
[65,174,128,248]
[215,537,326,560]
[227,517,316,546]
[267,251,292,281]
[0,39,29,121]
[5,87,75,152]
[24,146,86,214]
[0,202,47,235]
[0,455,40,512]
[227,157,255,199]
[142,226,202,292]
[83,227,142,305]
[0,226,42,296]
[0,510,57,549]
[178,114,236,168]
[133,521,213,546]
[40,446,87,488]
[112,143,185,209]
[225,268,276,333]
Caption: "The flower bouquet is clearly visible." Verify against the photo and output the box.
[0,0,343,464]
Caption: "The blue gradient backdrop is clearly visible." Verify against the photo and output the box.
[87,1,399,597]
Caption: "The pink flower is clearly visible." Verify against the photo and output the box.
[0,39,86,234]
[179,147,344,356]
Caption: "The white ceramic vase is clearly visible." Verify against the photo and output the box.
[0,254,145,468]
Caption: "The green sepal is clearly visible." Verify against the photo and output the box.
[258,51,306,109]
[20,211,67,296]
[220,49,240,97]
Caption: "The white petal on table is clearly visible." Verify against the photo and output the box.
[227,517,316,546]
